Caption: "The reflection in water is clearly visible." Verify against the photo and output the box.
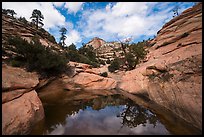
[119,102,158,129]
[30,94,169,135]
[30,79,201,135]
[61,105,169,135]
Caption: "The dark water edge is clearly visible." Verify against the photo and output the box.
[29,79,201,135]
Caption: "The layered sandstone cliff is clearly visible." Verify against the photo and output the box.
[118,3,202,130]
[85,37,122,62]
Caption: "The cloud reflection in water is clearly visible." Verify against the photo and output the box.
[48,105,169,135]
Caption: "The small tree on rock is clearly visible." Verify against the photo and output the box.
[172,5,180,17]
[3,9,17,18]
[2,9,8,15]
[68,43,77,51]
[30,9,44,29]
[59,27,67,47]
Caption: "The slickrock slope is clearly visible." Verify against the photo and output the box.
[2,14,62,61]
[2,64,44,135]
[119,3,202,130]
[71,72,117,90]
[63,62,117,91]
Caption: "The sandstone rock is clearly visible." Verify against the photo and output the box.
[71,72,117,90]
[118,3,202,130]
[2,89,31,104]
[69,61,92,69]
[2,14,61,60]
[2,64,39,92]
[84,37,123,62]
[2,64,40,104]
[85,37,106,49]
[118,66,149,94]
[35,77,56,90]
[2,64,45,134]
[2,90,44,135]
[84,68,101,75]
[64,82,82,91]
[75,68,84,73]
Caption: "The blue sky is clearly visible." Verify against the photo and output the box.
[2,2,195,48]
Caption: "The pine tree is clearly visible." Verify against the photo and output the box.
[59,27,67,47]
[30,9,44,29]
[3,9,17,18]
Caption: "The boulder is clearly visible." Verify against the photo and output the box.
[2,64,39,103]
[69,72,117,90]
[2,64,45,135]
[2,64,39,92]
[2,90,44,135]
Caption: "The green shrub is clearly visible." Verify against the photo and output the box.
[106,59,111,64]
[47,35,56,44]
[67,43,77,51]
[78,45,98,64]
[127,43,148,70]
[39,27,47,33]
[160,73,174,82]
[36,30,44,38]
[2,47,6,55]
[10,60,22,67]
[98,59,106,65]
[156,41,171,49]
[125,52,137,70]
[180,32,189,38]
[18,17,28,25]
[66,50,99,68]
[148,74,157,80]
[8,36,68,77]
[162,41,171,46]
[90,61,99,68]
[148,72,173,82]
[100,72,108,77]
[108,58,120,72]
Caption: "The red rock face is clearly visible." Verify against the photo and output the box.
[72,72,117,90]
[2,90,45,135]
[2,64,44,135]
[119,3,202,130]
[86,37,106,49]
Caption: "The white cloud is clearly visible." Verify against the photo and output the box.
[105,3,112,12]
[2,2,194,46]
[64,2,84,14]
[53,2,65,8]
[111,2,148,17]
[2,2,66,30]
[79,2,190,42]
[65,30,82,47]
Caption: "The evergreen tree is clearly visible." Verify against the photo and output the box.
[30,9,44,29]
[59,27,67,47]
[172,5,180,17]
[68,43,77,51]
[3,9,16,17]
[2,9,8,15]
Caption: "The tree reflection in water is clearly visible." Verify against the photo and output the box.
[118,101,158,128]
